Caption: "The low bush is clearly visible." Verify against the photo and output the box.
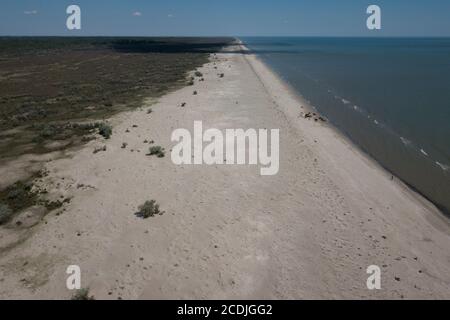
[148,145,165,158]
[71,288,95,300]
[98,123,112,139]
[135,200,164,219]
[0,203,13,225]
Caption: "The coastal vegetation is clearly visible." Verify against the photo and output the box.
[0,37,233,160]
[148,145,165,158]
[71,288,95,300]
[135,200,165,219]
[0,37,233,223]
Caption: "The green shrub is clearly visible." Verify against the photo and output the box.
[40,124,57,138]
[148,146,165,158]
[71,288,95,300]
[75,122,98,131]
[98,123,112,139]
[0,204,13,225]
[135,200,164,219]
[194,71,203,77]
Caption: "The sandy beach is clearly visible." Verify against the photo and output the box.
[1,43,449,299]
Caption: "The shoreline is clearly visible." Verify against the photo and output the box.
[239,39,450,218]
[245,46,450,227]
[240,43,449,219]
[1,44,449,299]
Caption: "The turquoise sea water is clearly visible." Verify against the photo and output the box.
[242,37,450,214]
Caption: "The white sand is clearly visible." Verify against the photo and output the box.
[0,45,449,299]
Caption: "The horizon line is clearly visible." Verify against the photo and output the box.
[2,35,450,39]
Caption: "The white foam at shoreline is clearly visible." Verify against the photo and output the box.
[293,75,450,177]
[436,162,449,171]
[400,137,411,146]
[343,95,449,175]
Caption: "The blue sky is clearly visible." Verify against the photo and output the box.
[1,0,449,37]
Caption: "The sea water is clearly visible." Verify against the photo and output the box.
[242,37,450,214]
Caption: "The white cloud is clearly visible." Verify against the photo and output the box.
[132,11,142,17]
[24,10,38,15]
[168,14,174,18]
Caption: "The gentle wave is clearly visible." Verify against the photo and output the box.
[330,91,449,174]
[436,162,450,171]
[400,137,412,146]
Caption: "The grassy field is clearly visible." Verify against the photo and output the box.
[0,37,233,159]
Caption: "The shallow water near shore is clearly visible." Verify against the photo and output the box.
[242,37,450,214]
